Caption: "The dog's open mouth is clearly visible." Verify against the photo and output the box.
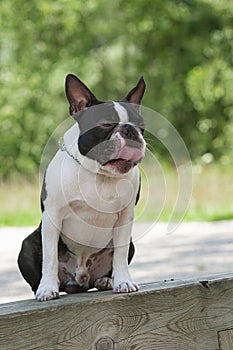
[103,146,143,174]
[104,159,136,173]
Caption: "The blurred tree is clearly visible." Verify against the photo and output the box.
[0,0,232,178]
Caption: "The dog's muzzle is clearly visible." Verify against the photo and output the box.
[102,124,145,174]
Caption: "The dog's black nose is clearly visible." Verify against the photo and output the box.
[120,124,138,140]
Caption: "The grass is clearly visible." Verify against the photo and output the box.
[136,162,233,223]
[0,180,41,226]
[0,163,233,226]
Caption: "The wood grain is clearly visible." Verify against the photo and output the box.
[219,329,233,350]
[1,275,233,350]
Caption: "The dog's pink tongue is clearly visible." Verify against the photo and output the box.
[117,146,143,162]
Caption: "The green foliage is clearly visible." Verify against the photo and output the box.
[0,0,233,178]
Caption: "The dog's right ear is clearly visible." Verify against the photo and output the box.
[65,74,98,116]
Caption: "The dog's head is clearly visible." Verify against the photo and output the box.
[65,74,146,175]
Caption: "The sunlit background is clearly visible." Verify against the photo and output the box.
[1,0,233,226]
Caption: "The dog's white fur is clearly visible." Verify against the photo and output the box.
[36,103,145,301]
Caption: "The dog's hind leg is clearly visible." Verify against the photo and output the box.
[18,224,86,295]
[18,225,42,293]
[94,277,113,290]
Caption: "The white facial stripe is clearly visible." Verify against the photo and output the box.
[113,102,129,123]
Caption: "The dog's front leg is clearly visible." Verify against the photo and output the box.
[113,210,139,293]
[36,211,61,301]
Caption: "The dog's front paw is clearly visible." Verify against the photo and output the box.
[113,280,139,293]
[36,278,59,302]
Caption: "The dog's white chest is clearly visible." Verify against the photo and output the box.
[60,167,136,249]
[62,200,118,249]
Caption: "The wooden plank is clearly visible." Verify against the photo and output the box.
[219,329,233,350]
[1,275,233,350]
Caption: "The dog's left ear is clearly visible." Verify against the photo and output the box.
[65,74,98,116]
[123,76,146,107]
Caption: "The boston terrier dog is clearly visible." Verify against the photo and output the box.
[18,74,146,301]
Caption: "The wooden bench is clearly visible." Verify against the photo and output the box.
[1,274,233,349]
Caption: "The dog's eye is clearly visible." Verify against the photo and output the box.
[100,123,116,129]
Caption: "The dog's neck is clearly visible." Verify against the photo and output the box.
[62,124,100,173]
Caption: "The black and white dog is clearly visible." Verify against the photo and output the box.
[18,74,146,301]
